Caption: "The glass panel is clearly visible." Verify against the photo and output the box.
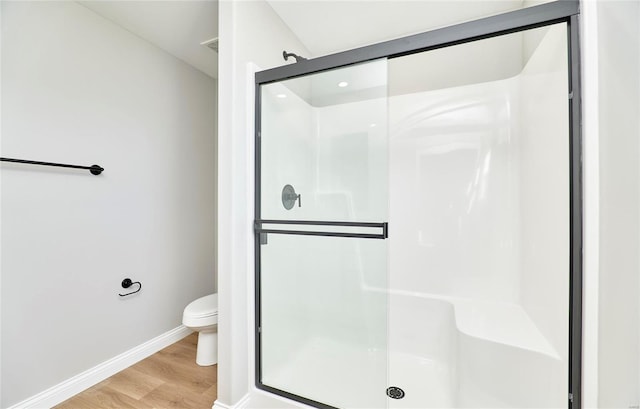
[260,234,388,408]
[260,59,388,223]
[387,24,569,408]
[258,59,389,408]
[258,21,571,409]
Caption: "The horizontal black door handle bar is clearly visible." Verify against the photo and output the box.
[255,220,388,239]
[256,229,386,240]
[0,157,104,175]
[257,219,386,228]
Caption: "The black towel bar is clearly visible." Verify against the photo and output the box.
[0,157,104,175]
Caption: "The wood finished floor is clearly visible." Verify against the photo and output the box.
[55,333,217,409]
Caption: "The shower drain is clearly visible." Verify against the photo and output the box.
[386,386,405,399]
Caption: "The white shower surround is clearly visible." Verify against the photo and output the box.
[216,1,640,408]
[253,25,568,408]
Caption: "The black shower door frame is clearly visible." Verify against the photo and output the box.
[254,1,583,408]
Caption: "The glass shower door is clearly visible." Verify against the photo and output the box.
[385,23,571,408]
[255,59,389,409]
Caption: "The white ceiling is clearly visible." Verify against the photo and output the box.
[75,0,546,84]
[78,0,218,78]
[264,0,561,104]
[266,0,526,58]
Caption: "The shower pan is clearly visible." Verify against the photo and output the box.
[254,2,582,408]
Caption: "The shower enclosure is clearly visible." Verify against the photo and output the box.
[254,2,582,408]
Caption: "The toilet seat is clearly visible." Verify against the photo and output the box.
[183,293,218,328]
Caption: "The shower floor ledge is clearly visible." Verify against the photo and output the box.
[372,287,561,359]
[452,298,561,359]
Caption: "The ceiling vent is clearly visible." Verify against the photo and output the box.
[201,37,218,53]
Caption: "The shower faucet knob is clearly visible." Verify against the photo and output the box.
[282,184,301,210]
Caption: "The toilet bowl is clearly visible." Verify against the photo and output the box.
[182,293,218,366]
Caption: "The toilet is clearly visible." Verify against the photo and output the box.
[182,293,218,366]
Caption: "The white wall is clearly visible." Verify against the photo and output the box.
[0,3,3,406]
[518,23,568,366]
[388,80,521,304]
[514,25,568,406]
[216,0,309,406]
[597,1,640,407]
[0,2,216,407]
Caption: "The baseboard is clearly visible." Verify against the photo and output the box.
[212,399,234,409]
[213,394,250,409]
[8,325,193,409]
[214,389,312,409]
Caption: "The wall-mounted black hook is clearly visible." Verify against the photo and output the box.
[119,278,142,297]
